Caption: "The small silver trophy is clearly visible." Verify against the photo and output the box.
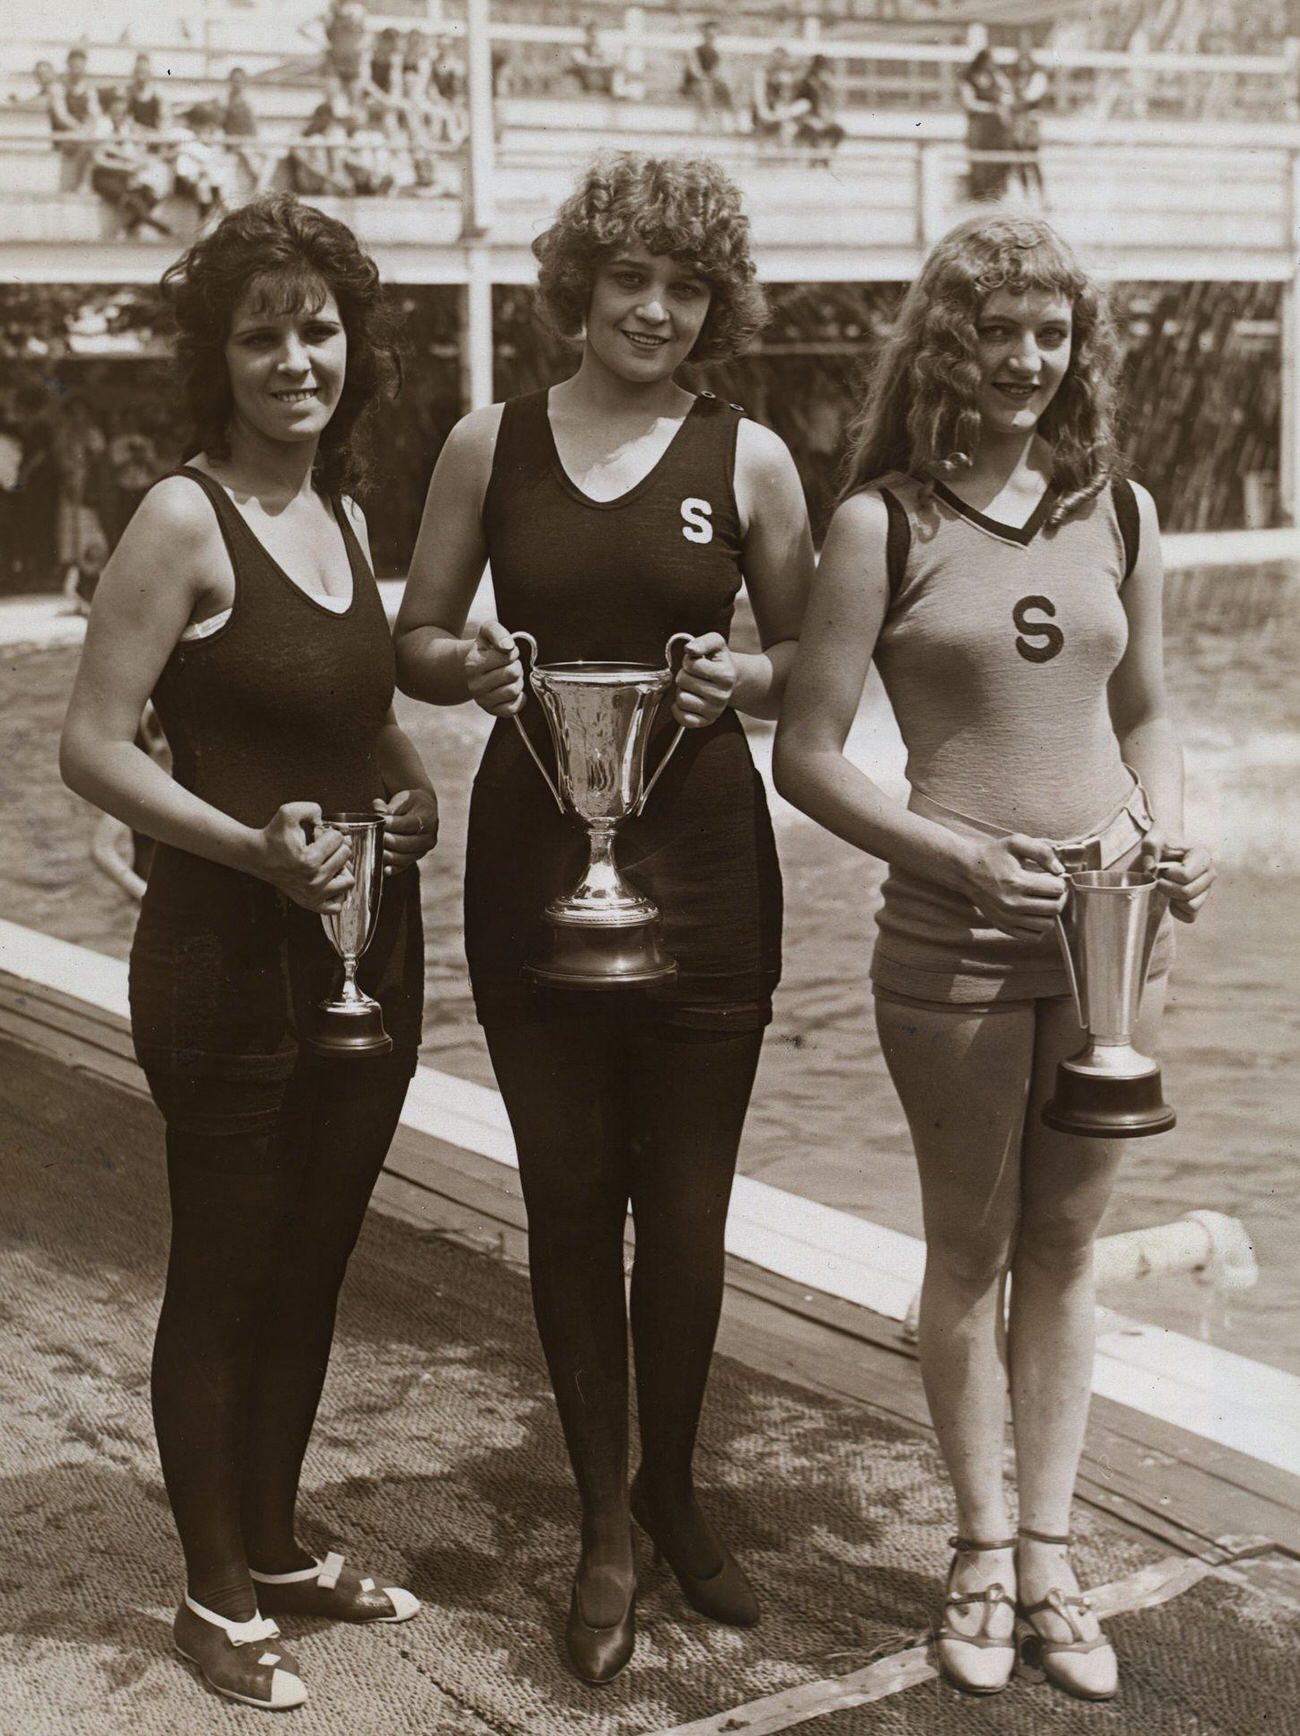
[1042,868,1174,1138]
[305,811,392,1057]
[509,630,691,988]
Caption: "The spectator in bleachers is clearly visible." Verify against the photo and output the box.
[60,48,101,189]
[370,27,405,97]
[961,46,1011,201]
[33,58,74,137]
[751,44,802,147]
[791,54,846,164]
[220,66,272,194]
[567,20,620,96]
[403,28,435,90]
[340,100,398,197]
[431,34,467,104]
[1007,48,1047,202]
[399,67,455,193]
[682,21,736,131]
[289,74,356,196]
[62,48,101,132]
[127,53,170,133]
[172,103,235,222]
[322,0,370,97]
[89,88,174,238]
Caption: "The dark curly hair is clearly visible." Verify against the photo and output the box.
[840,213,1121,525]
[531,152,767,363]
[160,194,401,498]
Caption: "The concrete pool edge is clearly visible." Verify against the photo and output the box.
[3,914,1297,1483]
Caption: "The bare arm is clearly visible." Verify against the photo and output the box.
[773,491,1067,936]
[394,405,502,706]
[1107,481,1214,918]
[60,478,353,911]
[729,417,815,718]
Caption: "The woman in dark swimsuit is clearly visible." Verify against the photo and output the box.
[60,195,437,1714]
[396,152,813,1684]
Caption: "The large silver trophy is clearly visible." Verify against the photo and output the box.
[305,811,393,1057]
[1042,868,1173,1138]
[510,630,691,988]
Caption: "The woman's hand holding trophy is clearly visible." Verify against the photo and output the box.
[252,801,355,914]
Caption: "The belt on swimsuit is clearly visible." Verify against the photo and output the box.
[910,775,1153,873]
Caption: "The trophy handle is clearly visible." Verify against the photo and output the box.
[1055,899,1086,1032]
[635,633,693,817]
[508,629,565,814]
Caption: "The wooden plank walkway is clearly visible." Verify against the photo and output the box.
[4,964,1297,1564]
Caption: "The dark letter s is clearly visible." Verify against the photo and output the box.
[1013,595,1064,663]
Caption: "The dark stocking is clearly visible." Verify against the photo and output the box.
[149,1057,411,1618]
[241,1057,412,1572]
[627,1023,762,1576]
[484,1009,762,1616]
[485,1015,634,1625]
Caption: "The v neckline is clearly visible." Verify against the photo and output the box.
[186,466,360,616]
[933,478,1057,547]
[542,390,702,511]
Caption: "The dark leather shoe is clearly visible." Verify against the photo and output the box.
[630,1478,760,1627]
[564,1579,636,1685]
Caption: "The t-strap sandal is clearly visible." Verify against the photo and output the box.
[936,1535,1018,1694]
[1015,1527,1118,1701]
[250,1551,421,1624]
[172,1595,307,1710]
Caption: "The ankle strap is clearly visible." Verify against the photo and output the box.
[1018,1526,1072,1546]
[949,1534,1017,1553]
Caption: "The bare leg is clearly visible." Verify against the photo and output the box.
[1009,980,1166,1683]
[874,995,1032,1664]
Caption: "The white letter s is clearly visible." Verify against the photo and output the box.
[680,497,713,545]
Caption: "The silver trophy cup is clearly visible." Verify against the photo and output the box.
[305,811,393,1057]
[1042,868,1174,1138]
[510,630,691,988]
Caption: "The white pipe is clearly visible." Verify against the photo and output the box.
[900,1212,1258,1344]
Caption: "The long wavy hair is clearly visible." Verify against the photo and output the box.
[840,214,1121,524]
[532,152,768,363]
[160,195,401,498]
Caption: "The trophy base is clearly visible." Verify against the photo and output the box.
[1042,1055,1175,1139]
[524,911,677,989]
[304,997,394,1058]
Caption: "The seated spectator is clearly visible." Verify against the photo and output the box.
[567,21,619,96]
[431,34,467,103]
[219,66,272,193]
[791,54,846,164]
[62,48,101,133]
[172,104,234,221]
[370,27,406,96]
[751,45,801,146]
[289,76,355,195]
[403,28,435,89]
[59,48,101,189]
[340,102,398,196]
[323,0,369,98]
[126,53,169,133]
[682,21,735,130]
[89,89,173,238]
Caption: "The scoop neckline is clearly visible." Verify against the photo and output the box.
[181,465,359,617]
[541,390,703,511]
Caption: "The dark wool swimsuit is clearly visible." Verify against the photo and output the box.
[129,466,424,1088]
[466,388,783,1030]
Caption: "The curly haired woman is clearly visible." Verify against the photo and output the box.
[395,152,813,1683]
[774,214,1213,1701]
[61,196,437,1711]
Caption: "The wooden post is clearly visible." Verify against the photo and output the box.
[1282,153,1300,524]
[463,0,495,238]
[461,246,494,413]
